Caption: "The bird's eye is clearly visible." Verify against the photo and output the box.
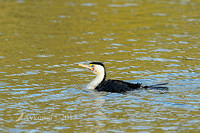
[91,65,94,67]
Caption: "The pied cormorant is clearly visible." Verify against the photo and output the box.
[79,62,168,93]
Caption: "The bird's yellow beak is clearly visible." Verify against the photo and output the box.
[79,64,89,68]
[79,64,94,71]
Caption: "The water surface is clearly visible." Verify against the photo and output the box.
[0,0,200,132]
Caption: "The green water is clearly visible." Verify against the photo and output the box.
[0,0,199,132]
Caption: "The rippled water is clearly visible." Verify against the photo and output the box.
[0,0,200,132]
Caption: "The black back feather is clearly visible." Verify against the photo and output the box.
[95,79,142,93]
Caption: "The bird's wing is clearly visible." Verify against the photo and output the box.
[97,79,141,93]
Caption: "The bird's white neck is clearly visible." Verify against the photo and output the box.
[87,74,105,89]
[78,63,105,90]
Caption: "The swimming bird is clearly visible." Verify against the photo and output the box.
[79,62,168,93]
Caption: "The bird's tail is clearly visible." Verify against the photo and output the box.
[143,83,168,90]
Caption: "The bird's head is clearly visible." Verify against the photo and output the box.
[79,62,106,76]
